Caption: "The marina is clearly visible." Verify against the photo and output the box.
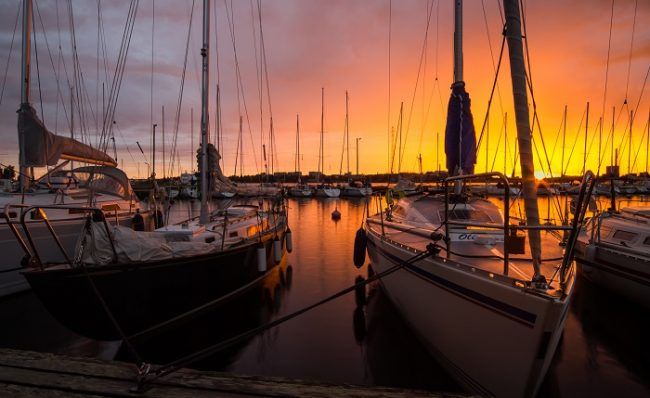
[0,0,649,397]
[0,197,649,397]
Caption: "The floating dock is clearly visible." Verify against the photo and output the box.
[0,348,470,397]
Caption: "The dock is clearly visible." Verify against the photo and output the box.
[0,348,470,397]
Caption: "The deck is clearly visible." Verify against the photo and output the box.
[0,348,472,397]
[367,217,569,284]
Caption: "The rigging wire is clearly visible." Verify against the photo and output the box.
[397,1,435,172]
[250,0,263,176]
[624,0,638,102]
[224,0,260,174]
[601,0,614,136]
[564,104,587,175]
[99,0,140,153]
[0,4,20,108]
[168,0,195,179]
[34,1,73,135]
[31,8,45,125]
[258,0,277,174]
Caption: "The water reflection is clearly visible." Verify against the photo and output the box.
[540,276,650,397]
[0,196,648,397]
[115,256,292,370]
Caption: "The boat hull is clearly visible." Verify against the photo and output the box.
[0,211,151,298]
[366,230,572,398]
[22,228,286,341]
[212,191,236,199]
[315,188,341,198]
[341,187,372,197]
[289,188,313,197]
[575,240,650,307]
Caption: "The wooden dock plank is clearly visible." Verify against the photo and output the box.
[0,349,471,398]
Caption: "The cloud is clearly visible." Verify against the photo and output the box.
[0,0,648,176]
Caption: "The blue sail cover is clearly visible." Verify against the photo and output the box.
[444,83,476,175]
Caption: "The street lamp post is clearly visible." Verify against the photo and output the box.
[152,123,158,179]
[356,137,362,176]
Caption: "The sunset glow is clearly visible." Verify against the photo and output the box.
[0,0,648,178]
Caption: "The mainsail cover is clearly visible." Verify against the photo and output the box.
[18,103,117,167]
[200,143,238,194]
[444,83,477,175]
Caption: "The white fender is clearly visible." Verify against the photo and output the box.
[257,244,267,272]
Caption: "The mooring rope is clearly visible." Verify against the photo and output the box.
[135,245,437,390]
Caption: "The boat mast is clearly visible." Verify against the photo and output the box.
[295,114,300,175]
[199,0,210,224]
[629,110,633,175]
[191,108,194,173]
[345,90,350,175]
[583,101,589,175]
[560,105,567,177]
[645,109,650,174]
[453,0,463,177]
[320,87,324,181]
[18,0,33,191]
[453,0,463,84]
[503,0,543,280]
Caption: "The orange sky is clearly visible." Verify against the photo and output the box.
[0,0,648,178]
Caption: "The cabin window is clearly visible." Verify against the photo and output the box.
[229,231,238,238]
[612,230,637,241]
[643,237,650,245]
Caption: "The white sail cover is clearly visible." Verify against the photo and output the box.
[18,103,117,167]
[76,222,217,266]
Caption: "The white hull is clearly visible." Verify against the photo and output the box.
[315,188,341,198]
[167,188,180,199]
[366,229,572,397]
[575,209,650,307]
[576,241,650,307]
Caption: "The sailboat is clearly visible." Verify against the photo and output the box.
[314,88,341,198]
[575,174,650,307]
[362,1,595,396]
[340,91,372,197]
[289,114,314,197]
[0,0,151,298]
[7,0,289,341]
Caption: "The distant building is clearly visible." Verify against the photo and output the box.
[308,171,323,181]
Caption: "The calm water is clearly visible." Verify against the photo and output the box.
[1,196,649,397]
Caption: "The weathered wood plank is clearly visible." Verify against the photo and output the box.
[0,348,472,398]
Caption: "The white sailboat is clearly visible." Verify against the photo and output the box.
[315,88,341,198]
[8,0,289,342]
[0,0,150,298]
[289,114,314,198]
[340,91,372,197]
[362,1,595,396]
[576,204,650,307]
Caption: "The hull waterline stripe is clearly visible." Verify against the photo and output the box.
[368,237,538,328]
